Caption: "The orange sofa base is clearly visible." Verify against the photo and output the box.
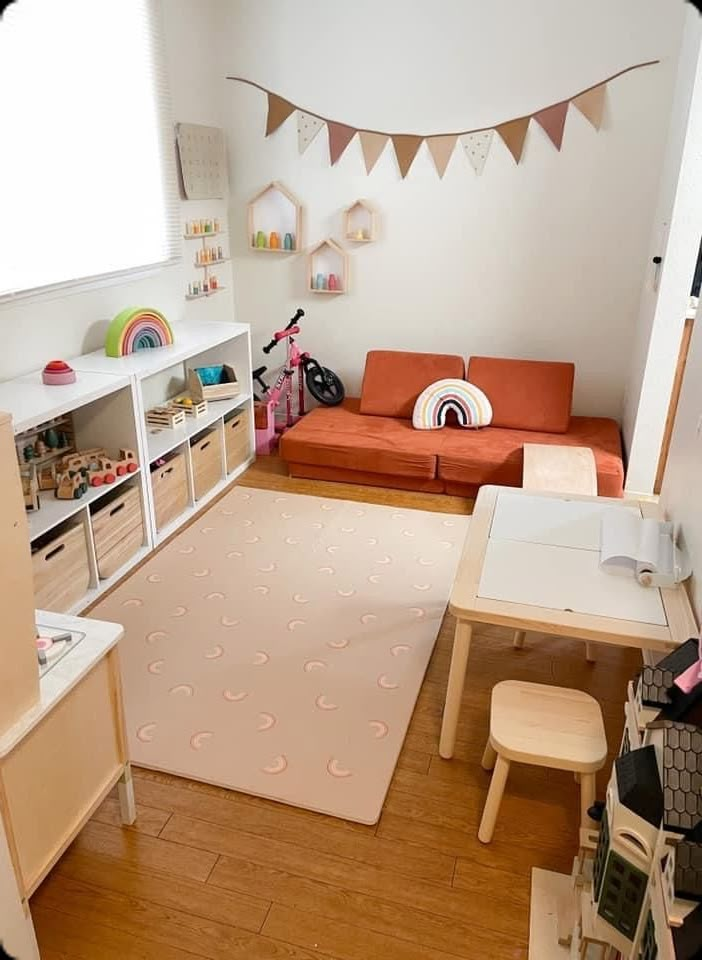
[286,462,446,493]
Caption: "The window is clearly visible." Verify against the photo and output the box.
[0,0,179,299]
[598,851,647,941]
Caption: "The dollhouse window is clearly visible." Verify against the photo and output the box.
[598,852,648,940]
[639,909,658,960]
[0,0,179,299]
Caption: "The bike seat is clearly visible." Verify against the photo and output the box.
[252,365,268,378]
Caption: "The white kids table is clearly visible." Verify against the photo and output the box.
[439,486,697,759]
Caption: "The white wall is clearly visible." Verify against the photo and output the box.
[623,10,702,494]
[216,0,685,414]
[0,0,234,384]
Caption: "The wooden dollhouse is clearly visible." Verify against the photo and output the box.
[557,640,702,960]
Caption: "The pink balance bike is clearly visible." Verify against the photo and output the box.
[252,308,344,454]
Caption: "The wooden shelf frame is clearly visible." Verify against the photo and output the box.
[248,181,302,254]
[308,238,349,294]
[344,199,376,243]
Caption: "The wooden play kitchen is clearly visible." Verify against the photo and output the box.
[0,413,135,960]
[0,320,254,615]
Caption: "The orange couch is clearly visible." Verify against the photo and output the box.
[279,351,624,497]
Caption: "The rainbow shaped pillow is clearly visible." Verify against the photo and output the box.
[412,378,492,430]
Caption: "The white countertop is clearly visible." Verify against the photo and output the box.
[0,610,123,758]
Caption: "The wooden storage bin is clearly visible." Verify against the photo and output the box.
[152,451,189,532]
[92,484,144,579]
[191,427,222,500]
[224,406,251,474]
[32,523,90,613]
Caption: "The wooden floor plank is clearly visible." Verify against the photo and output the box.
[69,819,218,882]
[209,855,526,957]
[133,775,455,884]
[54,847,270,932]
[30,462,641,959]
[164,813,528,937]
[262,902,527,960]
[33,903,211,960]
[34,874,325,960]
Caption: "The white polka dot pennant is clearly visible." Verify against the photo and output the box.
[297,112,325,154]
[460,130,494,176]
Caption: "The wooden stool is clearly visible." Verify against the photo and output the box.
[517,443,599,661]
[478,680,607,844]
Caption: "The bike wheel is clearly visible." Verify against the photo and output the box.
[305,361,345,406]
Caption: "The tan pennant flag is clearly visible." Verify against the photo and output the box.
[328,122,357,165]
[460,131,494,175]
[427,135,457,178]
[265,93,295,136]
[392,134,423,178]
[496,117,530,163]
[297,112,324,153]
[572,84,606,130]
[534,101,569,150]
[359,132,389,173]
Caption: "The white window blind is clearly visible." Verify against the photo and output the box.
[0,0,180,299]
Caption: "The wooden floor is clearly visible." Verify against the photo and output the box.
[31,458,640,960]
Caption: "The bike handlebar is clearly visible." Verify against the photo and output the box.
[262,308,305,354]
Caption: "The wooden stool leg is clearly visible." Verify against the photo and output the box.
[478,755,510,844]
[481,740,497,771]
[579,772,596,830]
[585,642,596,663]
[513,630,526,649]
[439,621,472,759]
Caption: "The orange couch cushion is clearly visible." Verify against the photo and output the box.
[467,356,574,433]
[360,350,464,419]
[437,417,624,497]
[279,399,441,479]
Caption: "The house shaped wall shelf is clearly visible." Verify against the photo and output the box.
[247,181,302,253]
[344,200,376,243]
[307,239,349,294]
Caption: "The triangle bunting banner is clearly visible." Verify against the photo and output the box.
[392,134,424,178]
[427,135,457,178]
[297,112,324,153]
[328,122,357,165]
[533,101,569,150]
[359,132,389,174]
[460,131,494,175]
[265,93,295,137]
[572,84,606,130]
[496,117,530,164]
[227,60,656,177]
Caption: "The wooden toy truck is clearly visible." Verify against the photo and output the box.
[55,448,138,498]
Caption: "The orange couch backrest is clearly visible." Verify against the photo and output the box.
[467,356,574,433]
[360,350,465,419]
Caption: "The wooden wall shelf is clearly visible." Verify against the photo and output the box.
[248,181,302,253]
[344,200,376,243]
[307,239,349,294]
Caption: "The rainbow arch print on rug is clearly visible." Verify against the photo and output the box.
[412,378,492,430]
[105,307,174,357]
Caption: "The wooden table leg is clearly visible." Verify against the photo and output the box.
[118,763,137,825]
[439,620,472,759]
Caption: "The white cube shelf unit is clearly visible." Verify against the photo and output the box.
[0,321,254,615]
